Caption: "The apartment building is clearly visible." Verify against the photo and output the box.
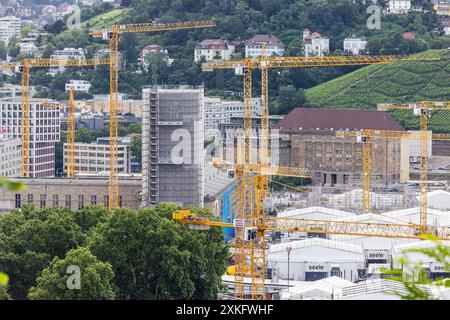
[343,36,367,55]
[386,0,412,14]
[245,35,285,58]
[65,80,91,92]
[194,39,236,63]
[63,137,132,175]
[0,16,21,45]
[141,85,204,208]
[204,97,262,136]
[0,97,60,178]
[0,133,21,177]
[49,47,86,75]
[303,29,330,57]
[275,108,408,186]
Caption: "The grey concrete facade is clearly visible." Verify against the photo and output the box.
[141,86,204,208]
[0,175,142,215]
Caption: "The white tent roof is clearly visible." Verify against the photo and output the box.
[337,213,404,224]
[277,206,355,220]
[384,207,450,226]
[280,276,353,299]
[269,238,365,261]
[416,190,450,211]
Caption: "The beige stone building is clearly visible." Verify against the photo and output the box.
[0,174,141,215]
[275,108,409,187]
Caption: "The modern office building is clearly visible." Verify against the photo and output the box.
[0,97,60,178]
[204,97,262,137]
[141,85,204,208]
[63,137,132,175]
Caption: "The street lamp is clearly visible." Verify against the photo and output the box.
[286,246,292,292]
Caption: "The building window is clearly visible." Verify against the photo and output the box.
[104,195,109,206]
[78,195,84,209]
[91,195,96,205]
[27,194,33,204]
[15,194,21,208]
[119,195,123,207]
[53,194,59,207]
[65,195,71,208]
[40,194,46,208]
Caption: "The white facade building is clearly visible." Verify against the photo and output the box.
[0,133,21,177]
[0,97,60,178]
[0,16,21,45]
[194,39,236,63]
[303,29,330,57]
[386,0,412,14]
[343,36,367,55]
[267,238,366,283]
[49,48,86,75]
[245,35,285,58]
[63,137,132,175]
[138,44,173,70]
[65,80,91,93]
[204,97,262,136]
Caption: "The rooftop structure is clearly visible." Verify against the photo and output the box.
[245,34,285,58]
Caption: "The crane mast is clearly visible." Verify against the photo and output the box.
[198,53,447,300]
[90,20,216,210]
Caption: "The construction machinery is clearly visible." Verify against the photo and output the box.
[14,57,110,177]
[198,53,445,300]
[376,102,450,231]
[40,88,77,178]
[336,129,411,212]
[90,20,216,210]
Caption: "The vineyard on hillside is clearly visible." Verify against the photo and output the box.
[304,50,450,131]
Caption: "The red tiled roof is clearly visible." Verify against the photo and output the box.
[195,39,231,50]
[274,108,405,133]
[304,32,324,40]
[244,34,285,47]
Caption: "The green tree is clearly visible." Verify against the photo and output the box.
[28,247,115,300]
[278,85,306,115]
[130,135,142,167]
[87,204,227,299]
[75,127,95,143]
[383,235,450,300]
[0,206,86,299]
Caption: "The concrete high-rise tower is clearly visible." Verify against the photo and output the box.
[141,86,204,208]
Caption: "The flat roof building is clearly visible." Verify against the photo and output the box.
[141,86,204,208]
[0,174,142,215]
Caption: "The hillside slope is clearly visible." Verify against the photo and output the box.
[304,50,450,132]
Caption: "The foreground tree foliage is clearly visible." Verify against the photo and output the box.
[28,248,115,300]
[87,204,228,299]
[0,203,227,300]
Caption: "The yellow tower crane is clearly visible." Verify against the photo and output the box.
[336,129,411,212]
[15,57,110,177]
[90,20,216,210]
[376,102,450,230]
[201,53,444,300]
[41,87,76,178]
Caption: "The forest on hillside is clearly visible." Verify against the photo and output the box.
[3,0,450,114]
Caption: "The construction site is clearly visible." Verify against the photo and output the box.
[174,53,450,301]
[1,12,450,303]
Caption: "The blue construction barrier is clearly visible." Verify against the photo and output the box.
[221,183,235,243]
